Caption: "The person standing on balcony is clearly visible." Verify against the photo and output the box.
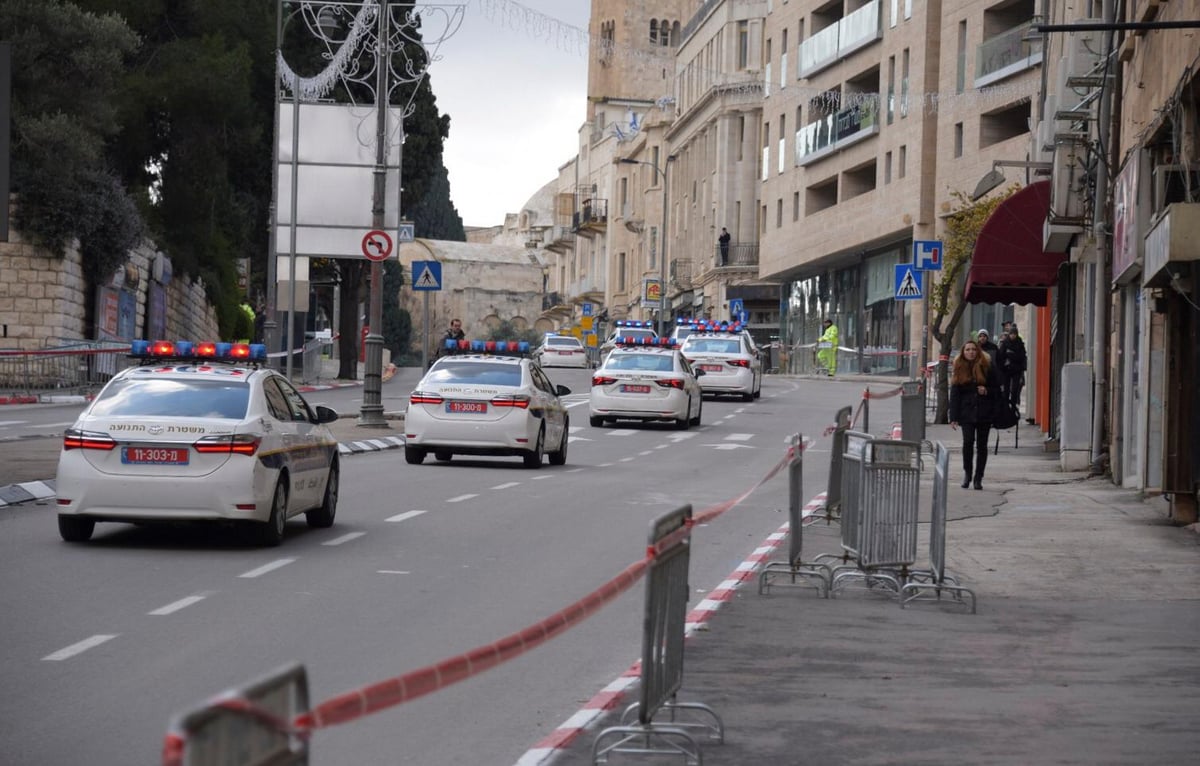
[718,227,731,266]
[816,318,838,377]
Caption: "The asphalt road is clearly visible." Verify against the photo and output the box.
[0,372,901,765]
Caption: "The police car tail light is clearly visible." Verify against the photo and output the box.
[410,391,445,405]
[655,378,686,390]
[194,434,261,456]
[63,428,117,451]
[592,374,618,386]
[490,394,530,409]
[729,359,751,368]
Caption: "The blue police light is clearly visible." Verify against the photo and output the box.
[130,340,267,363]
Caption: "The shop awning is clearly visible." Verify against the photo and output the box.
[964,180,1068,306]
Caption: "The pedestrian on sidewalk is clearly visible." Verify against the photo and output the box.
[997,324,1028,408]
[948,339,1001,490]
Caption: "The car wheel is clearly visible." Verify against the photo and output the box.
[405,446,426,465]
[434,450,453,462]
[675,397,691,430]
[256,479,287,547]
[689,399,703,427]
[589,415,604,428]
[523,427,544,468]
[548,420,568,466]
[306,461,338,528]
[58,515,95,543]
[742,390,754,402]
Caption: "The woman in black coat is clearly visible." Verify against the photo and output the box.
[948,339,1002,489]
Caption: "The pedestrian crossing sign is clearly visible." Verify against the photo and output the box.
[412,260,442,291]
[894,265,923,300]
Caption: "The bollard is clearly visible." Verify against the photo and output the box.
[900,380,925,442]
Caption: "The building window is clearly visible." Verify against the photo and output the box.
[793,191,800,221]
[898,145,907,178]
[618,252,626,291]
[954,123,964,158]
[760,204,767,234]
[738,21,749,69]
[885,151,892,184]
[776,198,783,228]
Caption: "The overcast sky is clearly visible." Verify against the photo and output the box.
[422,0,591,227]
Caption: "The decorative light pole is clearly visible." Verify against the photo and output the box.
[273,0,462,425]
[618,156,674,336]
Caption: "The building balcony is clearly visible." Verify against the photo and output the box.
[573,198,608,238]
[670,258,693,289]
[543,225,575,255]
[795,98,880,166]
[712,242,759,271]
[975,20,1043,88]
[798,0,883,79]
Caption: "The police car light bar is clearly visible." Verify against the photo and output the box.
[613,336,678,348]
[678,319,745,334]
[612,320,653,329]
[441,339,532,356]
[130,340,267,363]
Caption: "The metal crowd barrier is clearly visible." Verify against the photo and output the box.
[162,662,309,766]
[300,338,325,384]
[593,505,724,765]
[829,436,922,598]
[901,442,978,613]
[822,405,854,522]
[758,433,831,597]
[0,342,132,397]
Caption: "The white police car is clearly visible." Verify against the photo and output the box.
[589,337,704,429]
[599,320,657,361]
[680,324,763,401]
[405,339,571,468]
[532,333,590,368]
[54,340,340,546]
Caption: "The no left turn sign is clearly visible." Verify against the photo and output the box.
[361,229,393,262]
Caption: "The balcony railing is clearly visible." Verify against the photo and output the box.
[541,292,563,311]
[795,98,880,165]
[975,20,1043,87]
[572,198,608,237]
[798,0,882,78]
[714,242,759,269]
[670,258,693,288]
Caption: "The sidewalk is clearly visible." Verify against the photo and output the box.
[542,420,1200,766]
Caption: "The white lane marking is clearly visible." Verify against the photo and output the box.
[619,457,636,462]
[567,436,592,442]
[322,532,366,546]
[667,432,697,442]
[566,468,584,473]
[377,570,411,574]
[386,510,427,523]
[727,433,754,441]
[638,450,653,456]
[491,482,521,490]
[0,420,29,427]
[148,593,209,616]
[238,558,296,579]
[447,494,478,503]
[607,429,637,436]
[532,475,551,481]
[597,462,614,467]
[568,426,585,432]
[43,634,118,661]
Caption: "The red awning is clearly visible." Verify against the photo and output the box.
[964,180,1068,306]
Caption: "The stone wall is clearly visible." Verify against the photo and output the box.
[0,223,219,351]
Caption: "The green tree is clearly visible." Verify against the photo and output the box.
[381,260,412,363]
[927,186,1018,422]
[3,0,143,283]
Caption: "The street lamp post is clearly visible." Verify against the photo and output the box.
[618,157,672,336]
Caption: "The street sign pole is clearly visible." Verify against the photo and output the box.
[422,291,430,371]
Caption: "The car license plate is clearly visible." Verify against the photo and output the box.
[121,446,189,465]
[700,364,724,372]
[557,350,575,355]
[447,401,487,414]
[620,384,651,394]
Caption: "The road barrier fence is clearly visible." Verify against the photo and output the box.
[0,342,132,398]
[758,433,831,597]
[901,441,978,613]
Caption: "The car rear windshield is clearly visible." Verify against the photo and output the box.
[427,361,523,387]
[684,338,741,354]
[610,330,656,341]
[605,353,675,372]
[546,337,581,348]
[89,378,251,419]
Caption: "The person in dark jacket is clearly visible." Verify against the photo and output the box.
[997,324,1028,407]
[949,339,1001,490]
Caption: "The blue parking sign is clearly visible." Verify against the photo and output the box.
[913,240,943,271]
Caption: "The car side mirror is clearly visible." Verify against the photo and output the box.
[313,404,340,424]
